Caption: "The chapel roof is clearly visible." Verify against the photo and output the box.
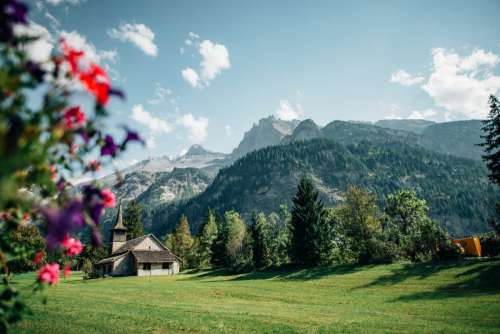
[131,250,178,263]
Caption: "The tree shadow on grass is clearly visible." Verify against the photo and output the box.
[353,258,500,301]
[183,263,374,282]
[359,260,475,288]
[391,260,500,302]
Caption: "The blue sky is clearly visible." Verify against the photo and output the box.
[24,0,500,166]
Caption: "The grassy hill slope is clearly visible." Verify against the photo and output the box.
[13,260,500,333]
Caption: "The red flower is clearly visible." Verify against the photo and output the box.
[61,39,84,76]
[38,263,60,285]
[63,265,71,278]
[101,188,116,208]
[63,106,86,130]
[61,40,111,106]
[79,64,110,106]
[33,251,44,265]
[62,236,83,256]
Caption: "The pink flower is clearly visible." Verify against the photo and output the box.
[38,263,60,285]
[101,188,116,208]
[50,165,57,181]
[62,236,83,256]
[87,159,101,172]
[63,265,71,278]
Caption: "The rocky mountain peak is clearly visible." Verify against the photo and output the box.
[185,144,211,156]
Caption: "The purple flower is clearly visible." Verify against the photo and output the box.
[109,88,125,100]
[100,134,118,157]
[122,128,144,148]
[1,0,28,43]
[41,200,84,250]
[56,178,66,191]
[91,226,102,247]
[82,185,104,225]
[5,0,28,24]
[27,61,46,82]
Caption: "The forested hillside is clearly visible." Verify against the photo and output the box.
[152,138,497,238]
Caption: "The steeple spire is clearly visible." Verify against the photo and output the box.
[112,200,127,231]
[110,200,127,253]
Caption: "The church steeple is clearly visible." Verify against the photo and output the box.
[111,201,127,253]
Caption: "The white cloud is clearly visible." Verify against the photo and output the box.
[179,148,188,157]
[199,40,231,81]
[147,83,172,105]
[390,69,425,86]
[178,113,209,143]
[384,104,403,119]
[421,48,500,120]
[44,11,60,30]
[224,125,232,136]
[61,30,116,65]
[182,68,200,88]
[275,100,303,121]
[146,136,156,149]
[46,0,83,5]
[130,104,172,133]
[99,49,118,63]
[408,109,437,119]
[181,34,231,88]
[108,23,158,57]
[14,21,54,64]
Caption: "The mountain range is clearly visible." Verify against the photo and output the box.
[96,116,493,239]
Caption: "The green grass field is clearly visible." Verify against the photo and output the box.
[11,259,500,333]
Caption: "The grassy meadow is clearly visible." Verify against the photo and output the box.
[12,259,500,334]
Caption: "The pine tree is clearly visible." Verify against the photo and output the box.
[290,176,330,266]
[171,215,194,267]
[250,212,270,268]
[211,212,227,267]
[124,200,144,240]
[196,209,218,268]
[481,95,500,185]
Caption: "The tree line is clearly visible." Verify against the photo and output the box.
[163,177,461,272]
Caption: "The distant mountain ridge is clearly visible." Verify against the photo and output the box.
[155,138,496,238]
[91,115,491,240]
[230,116,300,159]
[375,119,435,134]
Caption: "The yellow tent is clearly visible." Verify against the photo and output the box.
[452,237,482,257]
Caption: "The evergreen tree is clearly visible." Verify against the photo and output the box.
[171,215,194,267]
[290,176,330,266]
[124,200,144,240]
[250,212,270,268]
[196,209,218,268]
[481,95,500,185]
[211,212,227,267]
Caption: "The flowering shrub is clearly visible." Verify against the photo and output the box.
[0,1,141,331]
